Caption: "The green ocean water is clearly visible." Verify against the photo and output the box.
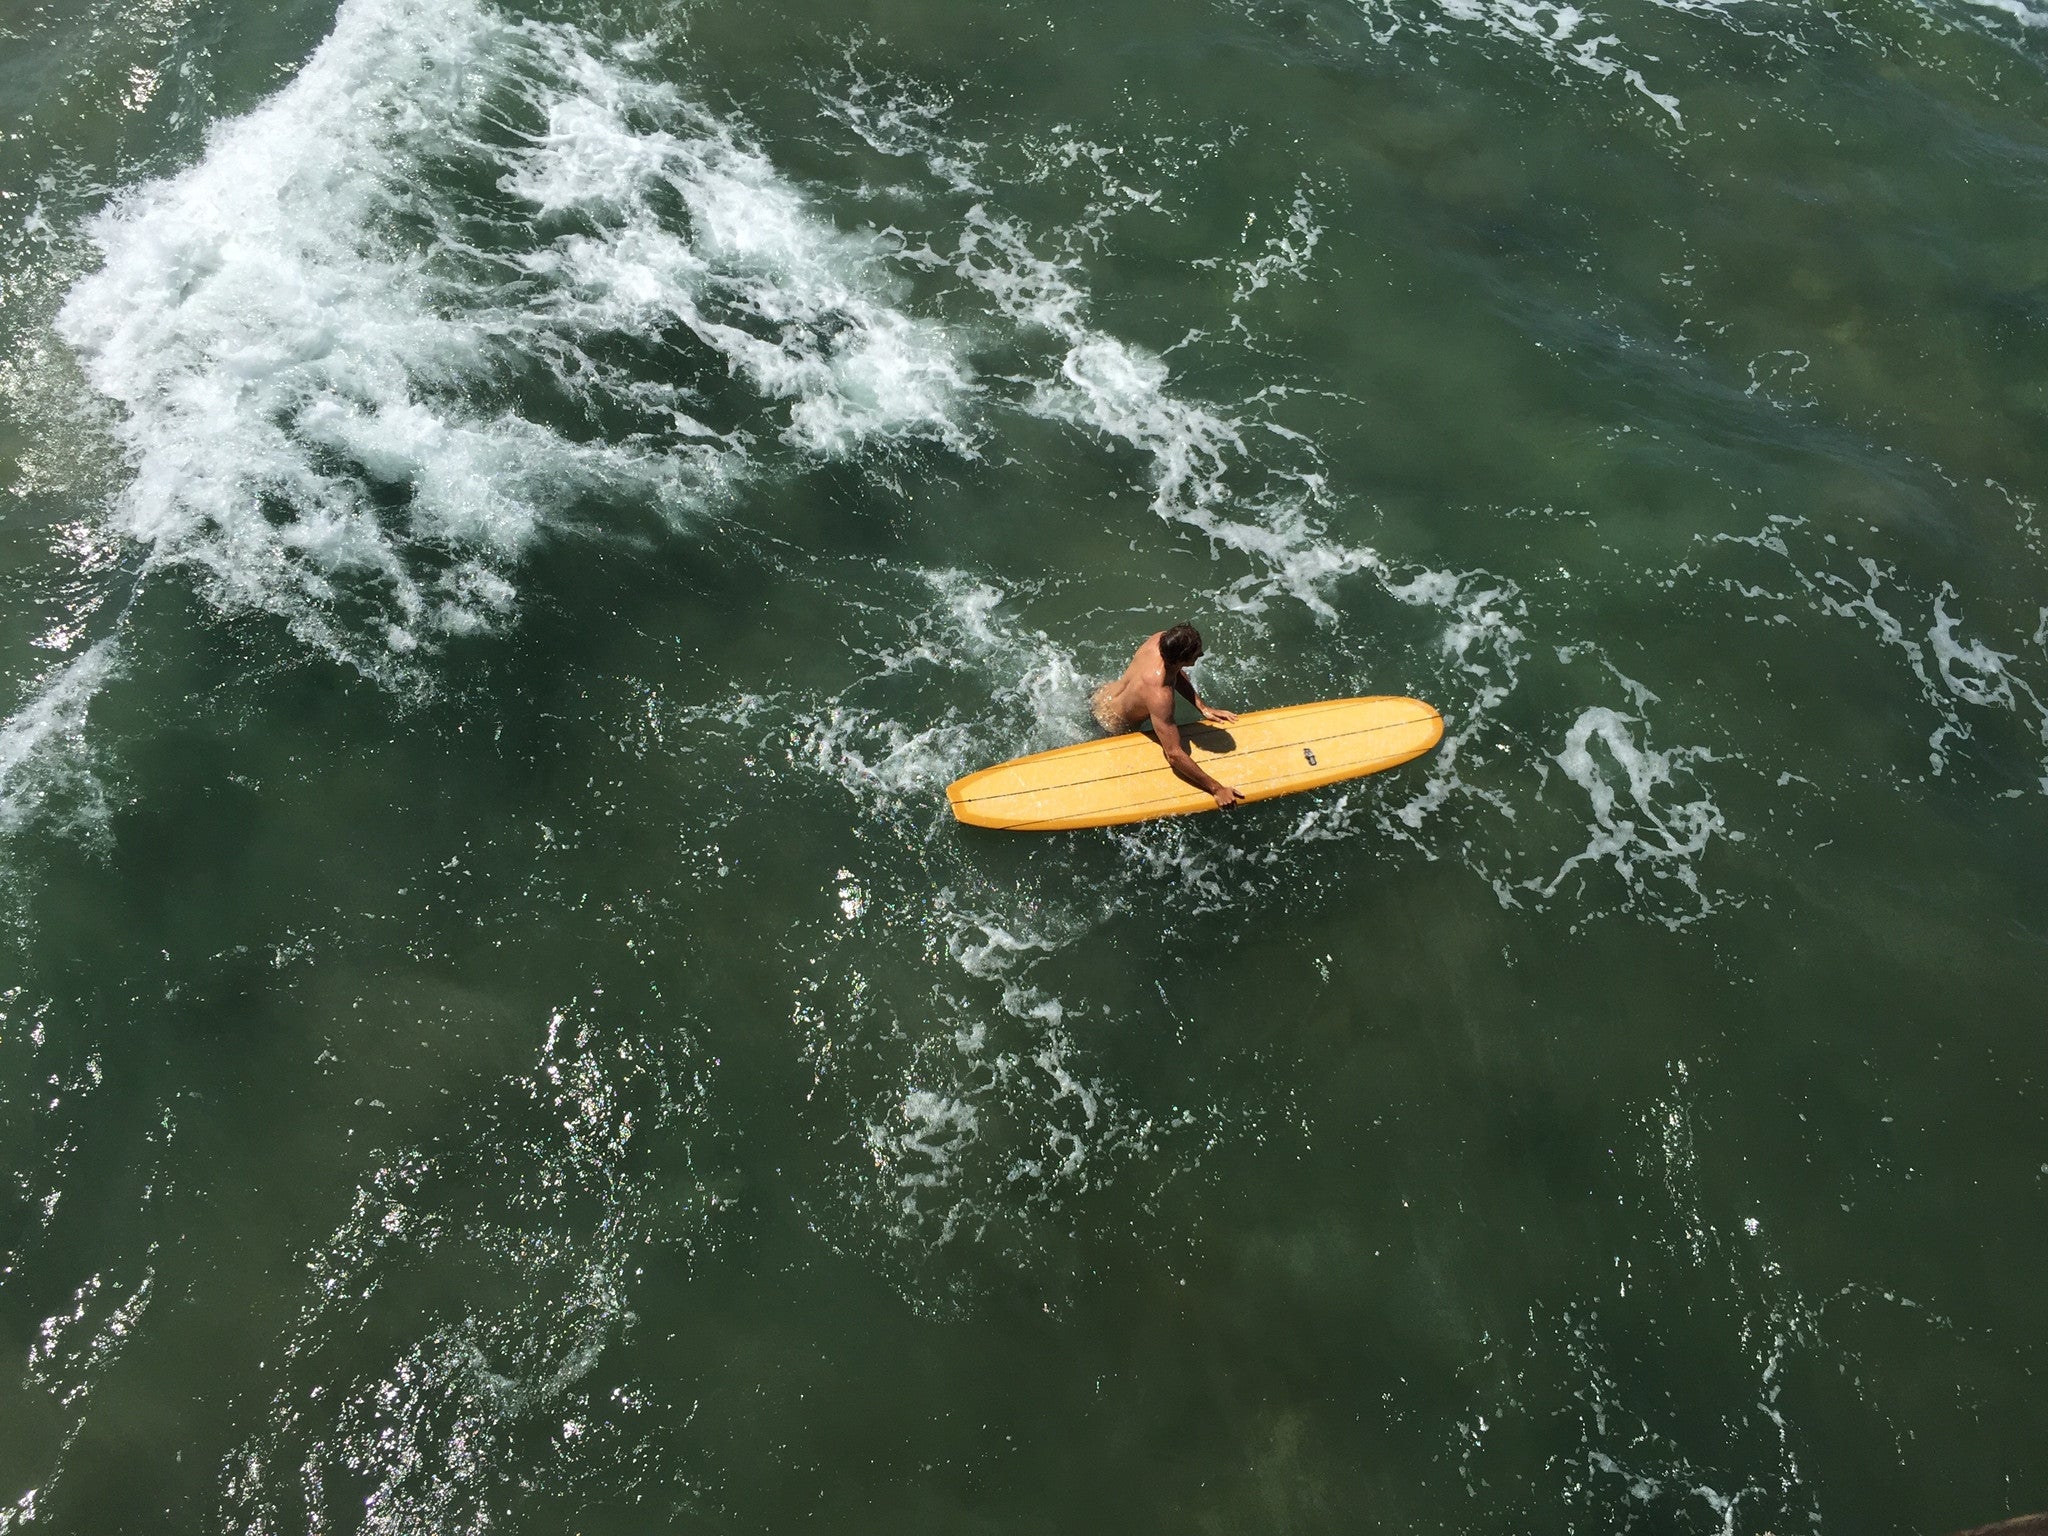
[2,0,2047,1528]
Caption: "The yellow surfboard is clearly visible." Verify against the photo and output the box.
[946,695,1444,831]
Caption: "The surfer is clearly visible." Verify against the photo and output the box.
[1089,624,1244,808]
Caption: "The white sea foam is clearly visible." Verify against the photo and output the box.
[57,0,974,682]
[1191,181,1326,318]
[796,706,981,803]
[503,44,976,459]
[1958,0,2048,26]
[812,73,1386,621]
[1381,571,1528,840]
[59,0,602,676]
[857,974,1133,1256]
[939,889,1079,978]
[818,59,991,198]
[1713,516,2048,790]
[1532,705,1732,925]
[793,569,1092,811]
[0,638,120,841]
[1345,0,1687,128]
[1928,586,2021,710]
[952,205,1378,618]
[867,1089,982,1237]
[794,852,1171,1279]
[883,569,1091,738]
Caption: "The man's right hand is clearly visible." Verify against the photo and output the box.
[1213,785,1244,809]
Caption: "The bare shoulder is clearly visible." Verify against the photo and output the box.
[1139,674,1177,722]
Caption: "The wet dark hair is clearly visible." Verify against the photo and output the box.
[1159,623,1203,667]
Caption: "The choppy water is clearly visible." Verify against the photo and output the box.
[2,0,2046,1528]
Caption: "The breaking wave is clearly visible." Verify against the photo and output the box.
[54,0,974,683]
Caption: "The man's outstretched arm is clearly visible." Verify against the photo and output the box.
[1150,710,1244,808]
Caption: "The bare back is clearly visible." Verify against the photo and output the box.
[1093,631,1174,731]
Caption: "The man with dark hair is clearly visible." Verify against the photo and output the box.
[1089,624,1244,808]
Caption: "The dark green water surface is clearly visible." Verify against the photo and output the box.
[2,0,2046,1529]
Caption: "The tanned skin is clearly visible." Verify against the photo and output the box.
[1095,631,1243,808]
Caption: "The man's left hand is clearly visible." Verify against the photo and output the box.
[1203,707,1239,723]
